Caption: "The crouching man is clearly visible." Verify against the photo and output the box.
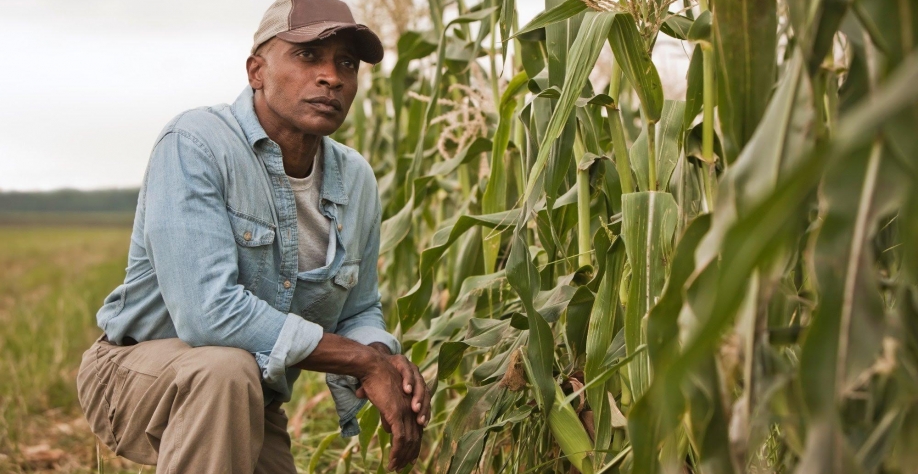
[76,0,430,471]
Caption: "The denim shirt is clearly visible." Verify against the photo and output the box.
[96,87,399,437]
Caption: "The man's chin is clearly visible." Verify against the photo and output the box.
[299,117,344,137]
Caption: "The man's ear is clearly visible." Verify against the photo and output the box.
[247,55,266,90]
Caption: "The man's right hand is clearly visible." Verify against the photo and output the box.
[292,333,422,472]
[358,357,423,471]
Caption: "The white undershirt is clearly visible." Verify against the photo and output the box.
[287,146,331,272]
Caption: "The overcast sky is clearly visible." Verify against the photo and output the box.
[0,1,684,192]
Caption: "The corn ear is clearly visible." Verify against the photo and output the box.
[547,384,594,474]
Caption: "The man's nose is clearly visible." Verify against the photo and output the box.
[316,60,344,89]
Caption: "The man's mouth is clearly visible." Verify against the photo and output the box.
[305,96,342,112]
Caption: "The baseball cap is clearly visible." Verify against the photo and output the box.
[252,0,384,64]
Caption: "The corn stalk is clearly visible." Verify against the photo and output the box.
[325,0,918,472]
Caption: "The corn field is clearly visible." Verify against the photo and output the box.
[323,0,918,472]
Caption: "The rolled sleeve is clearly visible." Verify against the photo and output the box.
[257,314,325,400]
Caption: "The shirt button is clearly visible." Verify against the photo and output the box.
[243,231,253,242]
[337,223,343,231]
[283,280,292,289]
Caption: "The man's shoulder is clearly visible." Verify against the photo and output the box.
[154,104,243,151]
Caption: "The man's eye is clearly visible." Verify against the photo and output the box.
[297,50,316,59]
[341,58,358,70]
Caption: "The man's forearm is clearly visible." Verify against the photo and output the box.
[292,333,384,378]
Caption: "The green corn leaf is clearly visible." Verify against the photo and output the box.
[712,0,777,163]
[511,0,588,39]
[698,51,813,262]
[429,137,493,177]
[685,355,738,474]
[787,0,848,74]
[438,341,471,380]
[520,11,617,206]
[308,432,339,474]
[686,10,712,42]
[380,136,492,256]
[620,191,678,400]
[358,406,380,466]
[798,139,908,471]
[629,48,918,474]
[507,232,555,412]
[684,44,705,128]
[660,15,693,40]
[585,237,626,459]
[483,71,529,273]
[448,427,491,474]
[630,100,686,193]
[608,13,664,123]
[397,209,520,330]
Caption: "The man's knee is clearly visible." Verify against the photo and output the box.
[178,346,262,397]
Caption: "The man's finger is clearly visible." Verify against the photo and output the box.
[395,356,415,395]
[388,422,406,471]
[412,368,429,424]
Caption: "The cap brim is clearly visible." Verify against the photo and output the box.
[276,22,384,64]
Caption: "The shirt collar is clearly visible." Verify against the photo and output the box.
[231,87,269,147]
[319,136,348,205]
[231,87,348,206]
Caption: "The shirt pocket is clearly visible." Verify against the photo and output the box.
[333,260,361,290]
[227,209,276,291]
[293,261,361,332]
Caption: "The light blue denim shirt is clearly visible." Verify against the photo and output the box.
[97,86,399,437]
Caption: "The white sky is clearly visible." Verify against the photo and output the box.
[0,1,685,192]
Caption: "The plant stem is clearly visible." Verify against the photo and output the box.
[608,61,633,195]
[700,0,716,211]
[609,57,622,103]
[574,130,592,269]
[489,0,500,106]
[646,117,657,192]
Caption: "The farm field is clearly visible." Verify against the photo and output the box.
[0,222,351,473]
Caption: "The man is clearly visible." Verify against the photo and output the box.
[76,0,430,472]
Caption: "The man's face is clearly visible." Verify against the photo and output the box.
[247,34,360,137]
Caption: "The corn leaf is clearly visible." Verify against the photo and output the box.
[397,209,520,329]
[585,237,626,460]
[712,0,777,163]
[684,44,705,128]
[630,48,918,474]
[621,191,678,400]
[629,100,686,193]
[511,0,588,39]
[507,231,556,413]
[483,71,529,272]
[608,13,665,123]
[521,11,617,205]
[797,137,907,471]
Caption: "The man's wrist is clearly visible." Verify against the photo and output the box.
[368,342,392,356]
[355,343,387,380]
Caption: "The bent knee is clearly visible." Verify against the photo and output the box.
[178,346,262,393]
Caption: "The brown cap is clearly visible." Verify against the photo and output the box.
[252,0,384,64]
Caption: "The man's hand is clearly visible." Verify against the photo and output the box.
[357,356,424,471]
[293,334,425,471]
[359,342,432,427]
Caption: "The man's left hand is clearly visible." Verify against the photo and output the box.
[357,343,432,427]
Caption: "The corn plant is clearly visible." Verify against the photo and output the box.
[327,0,918,472]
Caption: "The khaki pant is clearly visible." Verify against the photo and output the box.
[76,336,297,474]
